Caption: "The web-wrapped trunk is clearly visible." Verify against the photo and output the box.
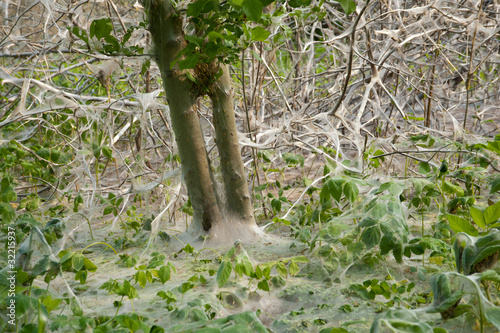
[145,0,255,236]
[146,0,221,231]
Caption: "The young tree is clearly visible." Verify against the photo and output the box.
[145,0,256,241]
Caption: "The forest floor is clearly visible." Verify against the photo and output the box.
[33,190,494,333]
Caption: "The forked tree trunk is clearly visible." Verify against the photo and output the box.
[145,0,255,235]
[146,0,221,231]
[210,66,254,224]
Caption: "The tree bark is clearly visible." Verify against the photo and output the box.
[146,0,221,231]
[210,65,254,224]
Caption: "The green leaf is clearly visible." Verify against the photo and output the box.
[185,35,205,47]
[178,282,194,294]
[158,265,171,284]
[102,146,112,159]
[438,160,449,175]
[442,181,464,196]
[103,206,114,215]
[89,18,113,40]
[343,180,359,203]
[187,0,208,17]
[276,262,287,277]
[72,254,85,271]
[103,35,120,54]
[242,0,263,22]
[484,201,500,224]
[486,307,500,330]
[369,203,387,219]
[491,175,500,193]
[157,290,177,304]
[0,184,16,204]
[207,31,225,42]
[288,0,311,7]
[50,149,61,163]
[179,54,199,70]
[141,59,151,76]
[135,271,147,288]
[289,261,300,276]
[257,279,270,291]
[338,0,356,15]
[419,161,431,174]
[361,226,381,249]
[406,243,424,255]
[290,256,309,263]
[92,144,101,159]
[470,206,486,228]
[75,270,88,284]
[150,325,165,333]
[320,328,348,333]
[250,26,270,42]
[330,179,343,202]
[283,153,305,167]
[0,202,16,223]
[69,26,89,45]
[238,256,254,277]
[487,141,500,156]
[217,261,232,288]
[271,198,282,214]
[83,257,97,272]
[447,214,478,236]
[393,243,403,263]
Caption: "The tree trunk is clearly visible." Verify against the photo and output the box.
[210,65,254,224]
[146,0,221,231]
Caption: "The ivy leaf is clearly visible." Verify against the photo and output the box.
[217,261,232,288]
[242,0,263,22]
